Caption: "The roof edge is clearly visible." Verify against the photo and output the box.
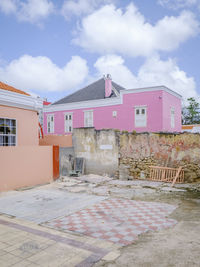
[44,96,122,112]
[0,81,30,96]
[123,85,182,99]
[0,89,43,111]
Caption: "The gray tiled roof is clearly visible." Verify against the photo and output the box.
[52,78,125,105]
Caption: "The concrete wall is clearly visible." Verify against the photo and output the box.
[39,135,72,147]
[0,105,39,146]
[44,89,181,135]
[73,128,119,176]
[0,146,53,192]
[119,132,200,182]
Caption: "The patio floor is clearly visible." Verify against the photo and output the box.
[44,198,177,246]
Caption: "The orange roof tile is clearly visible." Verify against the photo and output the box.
[0,81,30,96]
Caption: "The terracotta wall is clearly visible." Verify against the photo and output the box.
[39,135,72,147]
[0,105,39,146]
[0,146,53,192]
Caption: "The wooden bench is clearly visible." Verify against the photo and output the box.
[148,166,184,186]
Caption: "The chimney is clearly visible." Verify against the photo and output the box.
[104,74,112,98]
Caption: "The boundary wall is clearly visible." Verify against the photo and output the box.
[0,146,53,191]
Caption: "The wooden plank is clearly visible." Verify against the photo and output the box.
[161,168,166,181]
[171,167,183,187]
[149,166,181,171]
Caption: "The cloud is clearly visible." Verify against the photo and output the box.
[18,0,54,23]
[61,0,115,19]
[94,54,198,99]
[0,0,17,14]
[137,56,197,99]
[74,3,199,57]
[94,55,138,88]
[0,53,197,100]
[0,55,88,93]
[0,0,54,23]
[158,0,199,9]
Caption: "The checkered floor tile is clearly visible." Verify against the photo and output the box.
[45,199,177,246]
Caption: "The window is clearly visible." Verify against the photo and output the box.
[135,106,147,127]
[84,110,93,127]
[47,114,54,133]
[65,113,73,133]
[0,118,16,146]
[112,111,117,117]
[171,107,175,128]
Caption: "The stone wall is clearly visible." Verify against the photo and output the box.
[72,128,200,182]
[73,128,119,176]
[119,132,200,182]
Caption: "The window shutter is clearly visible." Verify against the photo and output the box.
[135,107,147,127]
[65,113,73,132]
[84,111,93,127]
[47,115,54,133]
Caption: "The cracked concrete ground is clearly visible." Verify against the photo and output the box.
[0,175,199,266]
[0,189,106,224]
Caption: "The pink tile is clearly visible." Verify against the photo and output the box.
[44,199,177,246]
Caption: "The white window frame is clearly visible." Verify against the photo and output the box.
[47,114,54,134]
[134,106,147,128]
[0,117,17,146]
[171,107,175,128]
[84,110,93,127]
[64,112,73,133]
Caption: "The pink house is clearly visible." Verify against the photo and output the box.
[43,75,182,134]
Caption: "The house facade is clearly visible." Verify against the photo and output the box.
[0,82,43,146]
[43,75,182,134]
[0,81,53,191]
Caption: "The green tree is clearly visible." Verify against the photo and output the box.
[182,97,200,125]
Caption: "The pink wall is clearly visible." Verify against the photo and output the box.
[0,105,39,146]
[162,91,182,132]
[39,135,72,147]
[120,90,163,132]
[0,146,53,192]
[44,109,85,135]
[44,90,181,134]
